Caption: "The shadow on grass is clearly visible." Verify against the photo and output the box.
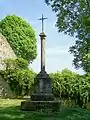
[0,106,90,120]
[0,106,25,120]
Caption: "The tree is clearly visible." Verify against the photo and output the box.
[45,0,90,73]
[70,18,90,73]
[0,15,37,63]
[45,0,90,37]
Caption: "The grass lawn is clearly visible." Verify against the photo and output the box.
[0,99,90,120]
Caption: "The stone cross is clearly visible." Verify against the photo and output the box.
[21,14,60,111]
[38,14,47,71]
[38,14,47,32]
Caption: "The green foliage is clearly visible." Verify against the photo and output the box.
[45,0,90,37]
[0,15,37,63]
[45,0,90,73]
[69,18,90,73]
[70,41,89,73]
[4,58,28,70]
[50,69,90,107]
[0,69,36,97]
[1,69,36,97]
[0,58,36,97]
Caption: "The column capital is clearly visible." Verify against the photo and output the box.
[39,32,46,38]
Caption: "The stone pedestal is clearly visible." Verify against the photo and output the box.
[21,100,61,111]
[31,71,54,101]
[21,71,59,111]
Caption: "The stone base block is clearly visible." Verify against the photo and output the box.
[31,93,54,101]
[21,100,61,111]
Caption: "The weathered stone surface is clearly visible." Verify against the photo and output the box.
[34,71,52,93]
[31,70,54,101]
[40,32,46,71]
[0,75,15,98]
[31,93,54,101]
[0,33,16,70]
[21,100,61,111]
[21,70,55,110]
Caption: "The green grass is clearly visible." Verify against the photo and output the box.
[0,99,90,120]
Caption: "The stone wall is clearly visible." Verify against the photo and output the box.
[0,75,15,98]
[0,33,16,70]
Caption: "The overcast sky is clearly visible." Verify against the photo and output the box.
[0,0,84,74]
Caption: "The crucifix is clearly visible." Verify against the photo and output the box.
[38,14,47,32]
[38,14,48,71]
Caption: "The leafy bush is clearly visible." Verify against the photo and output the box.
[1,69,36,97]
[4,58,28,70]
[50,69,90,108]
[0,15,37,63]
[0,58,36,98]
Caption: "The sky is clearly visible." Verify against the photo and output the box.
[0,0,84,74]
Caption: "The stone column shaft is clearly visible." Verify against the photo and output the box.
[41,37,45,71]
[39,32,46,71]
